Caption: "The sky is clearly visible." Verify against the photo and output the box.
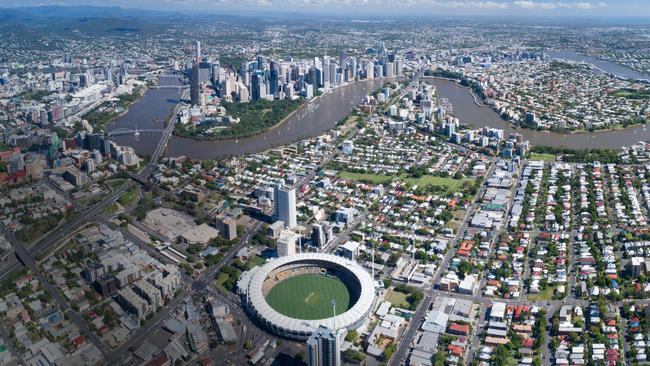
[3,0,650,18]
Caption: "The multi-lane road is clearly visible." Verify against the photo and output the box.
[0,82,184,280]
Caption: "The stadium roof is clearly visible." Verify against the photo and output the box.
[239,253,376,338]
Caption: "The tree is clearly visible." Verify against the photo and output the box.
[295,350,306,361]
[457,260,472,279]
[383,343,396,360]
[342,349,365,364]
[345,330,358,343]
[245,340,253,350]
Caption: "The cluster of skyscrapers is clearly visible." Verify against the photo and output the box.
[188,41,403,106]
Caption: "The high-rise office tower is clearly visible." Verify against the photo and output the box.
[308,67,318,87]
[269,61,279,97]
[212,61,221,85]
[256,55,265,71]
[190,63,200,106]
[378,42,387,65]
[366,61,374,80]
[274,182,296,229]
[323,56,331,87]
[104,67,113,85]
[190,41,202,106]
[306,326,343,366]
[251,73,262,102]
[329,62,337,86]
[198,61,212,83]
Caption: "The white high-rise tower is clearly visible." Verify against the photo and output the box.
[273,182,297,229]
[306,326,343,366]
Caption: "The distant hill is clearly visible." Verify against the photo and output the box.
[0,6,173,22]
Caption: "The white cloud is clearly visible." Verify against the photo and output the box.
[276,0,606,10]
[512,1,606,9]
[6,0,609,12]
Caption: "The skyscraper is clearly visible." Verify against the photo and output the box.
[323,56,331,87]
[274,182,296,229]
[269,61,279,97]
[329,62,337,85]
[366,61,374,80]
[306,326,343,366]
[251,73,262,102]
[190,41,202,106]
[190,63,201,106]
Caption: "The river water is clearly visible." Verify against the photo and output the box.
[108,76,183,154]
[110,53,650,159]
[547,50,650,81]
[109,77,385,159]
[167,79,385,159]
[427,77,650,149]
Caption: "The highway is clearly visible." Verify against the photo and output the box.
[0,86,187,360]
[0,183,131,280]
[0,86,184,281]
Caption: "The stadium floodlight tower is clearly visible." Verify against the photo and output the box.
[331,299,337,331]
[371,241,375,281]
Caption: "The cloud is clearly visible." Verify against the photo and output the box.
[277,0,607,10]
[435,1,511,9]
[1,0,612,12]
[512,1,607,9]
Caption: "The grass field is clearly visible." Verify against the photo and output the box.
[118,186,140,206]
[339,171,394,185]
[339,171,472,193]
[527,285,555,301]
[265,274,351,320]
[530,153,556,162]
[403,175,471,191]
[246,255,266,270]
[385,289,408,308]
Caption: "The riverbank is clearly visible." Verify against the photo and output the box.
[163,78,384,159]
[173,97,304,141]
[171,78,382,142]
[425,76,648,135]
[426,77,650,149]
[548,49,650,81]
[83,84,149,134]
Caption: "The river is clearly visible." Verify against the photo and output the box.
[110,52,649,159]
[167,79,385,159]
[109,76,385,159]
[547,50,650,81]
[108,75,183,155]
[427,77,650,149]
